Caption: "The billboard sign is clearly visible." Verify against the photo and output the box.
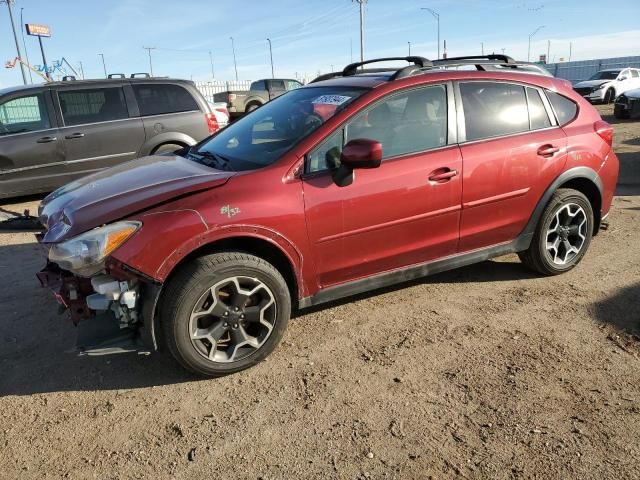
[25,24,51,37]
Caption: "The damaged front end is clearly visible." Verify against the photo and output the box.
[36,225,161,357]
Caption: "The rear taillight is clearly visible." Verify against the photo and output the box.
[594,120,614,146]
[228,93,237,102]
[205,113,219,134]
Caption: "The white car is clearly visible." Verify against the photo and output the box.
[573,68,640,103]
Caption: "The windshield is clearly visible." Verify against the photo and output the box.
[188,86,367,171]
[589,71,620,80]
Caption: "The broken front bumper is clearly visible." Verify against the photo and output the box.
[37,262,161,356]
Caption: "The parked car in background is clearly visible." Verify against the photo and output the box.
[209,101,230,128]
[573,68,640,104]
[213,78,303,118]
[614,88,640,119]
[37,55,618,377]
[0,78,223,199]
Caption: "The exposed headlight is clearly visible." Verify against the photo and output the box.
[593,84,606,91]
[49,221,140,277]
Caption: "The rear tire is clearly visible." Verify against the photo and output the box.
[161,252,291,377]
[152,143,184,155]
[246,102,261,113]
[518,188,594,276]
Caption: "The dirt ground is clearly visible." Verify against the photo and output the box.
[1,104,639,479]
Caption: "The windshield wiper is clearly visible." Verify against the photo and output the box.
[192,150,233,171]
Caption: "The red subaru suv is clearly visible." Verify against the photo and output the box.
[37,56,619,376]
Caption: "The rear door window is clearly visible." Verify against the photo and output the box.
[250,80,266,90]
[270,80,286,91]
[287,80,303,90]
[132,84,199,116]
[59,87,129,126]
[460,82,529,141]
[0,93,51,135]
[545,91,577,126]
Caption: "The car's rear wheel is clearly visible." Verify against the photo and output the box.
[246,102,261,113]
[161,252,291,376]
[518,188,594,275]
[604,88,615,104]
[152,143,184,155]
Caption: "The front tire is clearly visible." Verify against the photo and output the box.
[604,88,616,104]
[614,104,630,119]
[518,189,594,275]
[161,252,291,377]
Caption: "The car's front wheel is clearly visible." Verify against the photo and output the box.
[604,88,616,104]
[518,188,594,275]
[161,252,291,376]
[614,104,630,119]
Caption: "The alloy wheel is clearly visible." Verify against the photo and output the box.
[545,203,588,265]
[189,276,276,363]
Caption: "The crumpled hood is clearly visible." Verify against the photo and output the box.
[39,154,234,243]
[574,79,611,89]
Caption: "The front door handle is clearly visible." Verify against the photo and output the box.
[36,136,57,143]
[537,145,560,157]
[65,132,85,139]
[428,168,458,183]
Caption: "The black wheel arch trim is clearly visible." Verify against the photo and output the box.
[519,166,603,242]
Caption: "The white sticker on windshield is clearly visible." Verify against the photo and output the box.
[311,95,352,106]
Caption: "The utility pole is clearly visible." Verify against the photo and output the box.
[230,36,238,81]
[4,0,27,84]
[350,38,353,63]
[19,7,33,83]
[353,0,367,62]
[527,25,545,62]
[143,46,155,76]
[209,50,215,79]
[266,38,274,78]
[408,41,411,56]
[547,40,550,63]
[421,7,440,60]
[568,41,572,62]
[481,42,484,55]
[98,53,107,77]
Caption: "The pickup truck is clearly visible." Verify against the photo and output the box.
[213,78,303,117]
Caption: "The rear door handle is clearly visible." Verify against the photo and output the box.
[428,169,458,183]
[537,145,560,157]
[36,136,57,143]
[65,133,85,139]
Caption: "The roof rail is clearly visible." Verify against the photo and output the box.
[62,75,76,81]
[342,56,432,77]
[434,54,516,65]
[310,67,402,84]
[130,73,151,78]
[107,73,126,79]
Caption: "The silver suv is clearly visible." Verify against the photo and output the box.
[0,78,222,198]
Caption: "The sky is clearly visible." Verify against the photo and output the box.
[1,0,639,88]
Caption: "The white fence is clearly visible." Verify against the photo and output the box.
[195,80,252,103]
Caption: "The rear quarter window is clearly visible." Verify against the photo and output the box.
[133,84,199,116]
[545,91,577,126]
